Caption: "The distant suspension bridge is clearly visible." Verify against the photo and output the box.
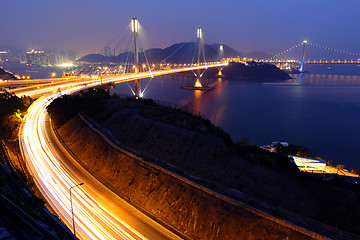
[262,40,360,72]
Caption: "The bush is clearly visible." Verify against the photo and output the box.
[47,88,110,126]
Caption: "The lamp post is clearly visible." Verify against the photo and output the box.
[70,182,84,237]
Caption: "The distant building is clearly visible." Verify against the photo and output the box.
[104,46,111,56]
[260,141,289,153]
[53,50,76,65]
[26,49,45,66]
[0,51,4,63]
[24,50,77,66]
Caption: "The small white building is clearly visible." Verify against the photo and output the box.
[260,141,289,153]
[289,155,326,172]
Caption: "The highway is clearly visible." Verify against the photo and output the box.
[17,63,227,239]
[0,77,67,87]
[5,62,228,98]
[19,89,184,240]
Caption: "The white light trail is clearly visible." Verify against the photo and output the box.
[19,64,227,239]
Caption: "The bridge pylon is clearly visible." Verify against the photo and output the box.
[300,40,307,73]
[131,17,141,99]
[217,45,224,78]
[195,27,203,86]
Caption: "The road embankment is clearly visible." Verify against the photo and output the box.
[56,114,319,240]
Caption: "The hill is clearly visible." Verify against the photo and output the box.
[222,61,290,80]
[244,51,273,59]
[177,61,291,80]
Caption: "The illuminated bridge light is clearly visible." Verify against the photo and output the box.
[197,27,202,39]
[194,79,202,87]
[131,18,139,33]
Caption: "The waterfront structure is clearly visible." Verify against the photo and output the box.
[289,155,326,172]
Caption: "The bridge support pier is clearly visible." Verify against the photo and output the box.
[134,79,140,99]
[217,68,223,78]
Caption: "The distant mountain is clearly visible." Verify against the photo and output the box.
[244,51,272,60]
[78,42,241,64]
[0,46,26,54]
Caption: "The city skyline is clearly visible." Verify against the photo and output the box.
[1,0,360,57]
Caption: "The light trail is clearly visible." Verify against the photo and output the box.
[18,64,227,239]
[20,89,178,239]
[10,62,228,98]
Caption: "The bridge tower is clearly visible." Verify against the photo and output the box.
[194,27,203,87]
[131,18,141,99]
[217,45,224,77]
[300,40,307,73]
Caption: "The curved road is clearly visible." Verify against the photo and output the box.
[19,89,183,239]
[18,63,227,239]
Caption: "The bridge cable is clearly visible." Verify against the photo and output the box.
[269,43,303,60]
[161,42,187,63]
[126,82,135,95]
[140,48,154,95]
[307,42,360,57]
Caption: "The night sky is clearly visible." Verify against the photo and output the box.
[1,0,359,57]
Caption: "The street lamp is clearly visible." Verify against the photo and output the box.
[70,182,84,237]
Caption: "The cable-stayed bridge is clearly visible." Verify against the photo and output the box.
[2,18,226,98]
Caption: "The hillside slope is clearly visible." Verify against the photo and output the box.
[48,93,360,239]
[58,115,314,240]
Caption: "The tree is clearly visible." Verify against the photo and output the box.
[239,138,250,146]
[354,169,360,178]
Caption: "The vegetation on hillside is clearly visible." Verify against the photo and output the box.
[0,91,32,138]
[47,88,111,127]
[48,89,234,145]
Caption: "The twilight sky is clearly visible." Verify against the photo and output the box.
[1,0,359,57]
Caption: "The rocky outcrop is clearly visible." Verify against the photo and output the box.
[58,115,314,240]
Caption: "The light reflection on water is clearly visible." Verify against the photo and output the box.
[111,67,360,169]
